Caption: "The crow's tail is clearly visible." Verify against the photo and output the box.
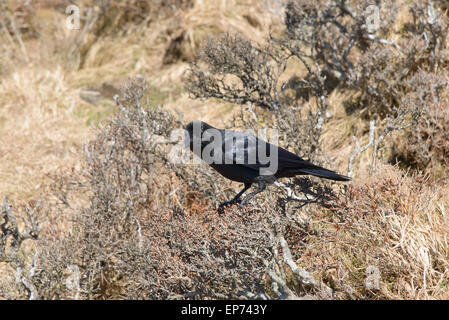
[298,167,351,181]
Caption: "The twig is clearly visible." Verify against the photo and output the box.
[347,120,375,177]
[16,253,40,300]
[0,1,29,62]
[279,235,333,298]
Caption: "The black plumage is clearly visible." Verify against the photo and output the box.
[185,121,350,211]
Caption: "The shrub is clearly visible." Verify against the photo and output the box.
[186,0,449,169]
[0,78,336,299]
[391,71,449,171]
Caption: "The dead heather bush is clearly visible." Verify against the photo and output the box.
[0,79,338,300]
[396,101,449,173]
[391,71,449,173]
[186,0,449,171]
[282,0,448,117]
[0,196,42,299]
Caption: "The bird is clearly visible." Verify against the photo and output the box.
[184,120,350,212]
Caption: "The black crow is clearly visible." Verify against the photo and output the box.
[184,120,350,212]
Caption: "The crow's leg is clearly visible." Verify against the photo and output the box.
[218,183,252,213]
[240,180,266,207]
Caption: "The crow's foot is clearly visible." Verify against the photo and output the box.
[217,199,242,214]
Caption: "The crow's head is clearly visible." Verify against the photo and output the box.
[184,121,217,152]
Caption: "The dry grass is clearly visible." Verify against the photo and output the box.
[0,66,90,199]
[304,165,449,299]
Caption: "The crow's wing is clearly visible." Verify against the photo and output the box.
[220,129,350,181]
[221,129,317,169]
[221,130,268,169]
